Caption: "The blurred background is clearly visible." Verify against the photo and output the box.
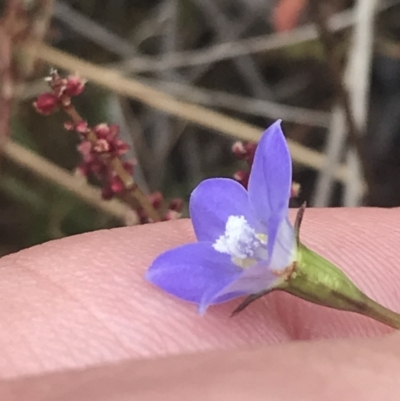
[0,0,399,256]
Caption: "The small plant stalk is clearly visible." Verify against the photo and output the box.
[281,244,400,329]
[62,102,160,222]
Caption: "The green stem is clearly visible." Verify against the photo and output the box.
[279,244,400,330]
[356,294,400,330]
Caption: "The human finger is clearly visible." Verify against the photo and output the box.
[0,208,398,378]
[2,331,400,401]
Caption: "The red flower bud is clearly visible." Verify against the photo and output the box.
[122,160,135,175]
[232,141,257,164]
[232,141,247,158]
[64,121,75,131]
[93,138,110,153]
[94,123,110,139]
[94,123,120,141]
[64,75,86,97]
[107,124,119,139]
[148,191,163,209]
[169,198,183,212]
[114,139,129,156]
[233,170,249,188]
[33,93,59,115]
[75,121,90,134]
[244,142,257,164]
[110,176,125,193]
[77,141,92,158]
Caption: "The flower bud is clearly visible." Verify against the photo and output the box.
[291,182,301,198]
[64,75,86,97]
[33,93,58,115]
[169,198,183,212]
[231,141,247,158]
[148,192,163,209]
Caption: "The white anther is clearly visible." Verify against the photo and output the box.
[213,215,261,259]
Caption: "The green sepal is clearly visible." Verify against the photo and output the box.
[280,243,372,312]
[277,243,400,329]
[233,205,400,329]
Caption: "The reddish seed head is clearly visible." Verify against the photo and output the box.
[91,160,107,175]
[233,170,250,188]
[148,192,163,209]
[47,71,65,97]
[77,159,107,177]
[64,75,86,97]
[110,176,125,193]
[59,96,72,108]
[102,175,126,199]
[75,121,90,134]
[77,141,92,158]
[114,139,129,156]
[232,141,247,158]
[34,71,154,219]
[93,138,110,153]
[231,140,256,189]
[232,140,257,164]
[52,78,67,97]
[244,142,257,164]
[33,92,59,115]
[64,121,75,131]
[93,123,110,139]
[233,169,247,181]
[122,160,135,175]
[169,198,183,212]
[107,124,119,139]
[94,123,120,142]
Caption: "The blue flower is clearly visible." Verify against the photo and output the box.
[145,120,296,314]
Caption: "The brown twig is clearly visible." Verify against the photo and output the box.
[308,0,375,197]
[25,43,353,183]
[2,139,138,224]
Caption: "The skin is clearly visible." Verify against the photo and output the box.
[1,208,400,400]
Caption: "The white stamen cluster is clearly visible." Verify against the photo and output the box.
[213,215,261,259]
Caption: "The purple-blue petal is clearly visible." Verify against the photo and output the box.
[145,242,242,304]
[190,178,254,242]
[199,261,278,313]
[269,217,295,271]
[247,120,292,256]
[248,120,292,225]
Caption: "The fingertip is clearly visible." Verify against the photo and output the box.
[1,208,400,378]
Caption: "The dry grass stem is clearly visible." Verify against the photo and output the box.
[27,43,351,183]
[2,140,138,224]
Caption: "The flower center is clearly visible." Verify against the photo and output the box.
[213,215,265,261]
